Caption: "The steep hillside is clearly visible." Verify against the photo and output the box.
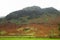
[5,6,60,24]
[0,6,60,37]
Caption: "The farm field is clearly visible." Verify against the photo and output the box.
[0,37,60,40]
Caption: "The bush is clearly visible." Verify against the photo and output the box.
[0,30,7,35]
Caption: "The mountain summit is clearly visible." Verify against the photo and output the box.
[6,6,60,20]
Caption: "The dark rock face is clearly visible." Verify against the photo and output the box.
[5,6,60,20]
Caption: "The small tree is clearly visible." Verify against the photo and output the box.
[58,24,60,36]
[58,24,60,30]
[49,29,54,38]
[0,30,7,35]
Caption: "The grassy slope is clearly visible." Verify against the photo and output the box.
[0,37,60,40]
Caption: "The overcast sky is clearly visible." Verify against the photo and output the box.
[0,0,60,17]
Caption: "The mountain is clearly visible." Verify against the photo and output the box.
[0,6,60,37]
[5,6,42,20]
[0,6,60,24]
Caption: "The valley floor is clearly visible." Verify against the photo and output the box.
[0,37,60,40]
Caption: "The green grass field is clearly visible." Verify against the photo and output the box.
[0,37,60,40]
